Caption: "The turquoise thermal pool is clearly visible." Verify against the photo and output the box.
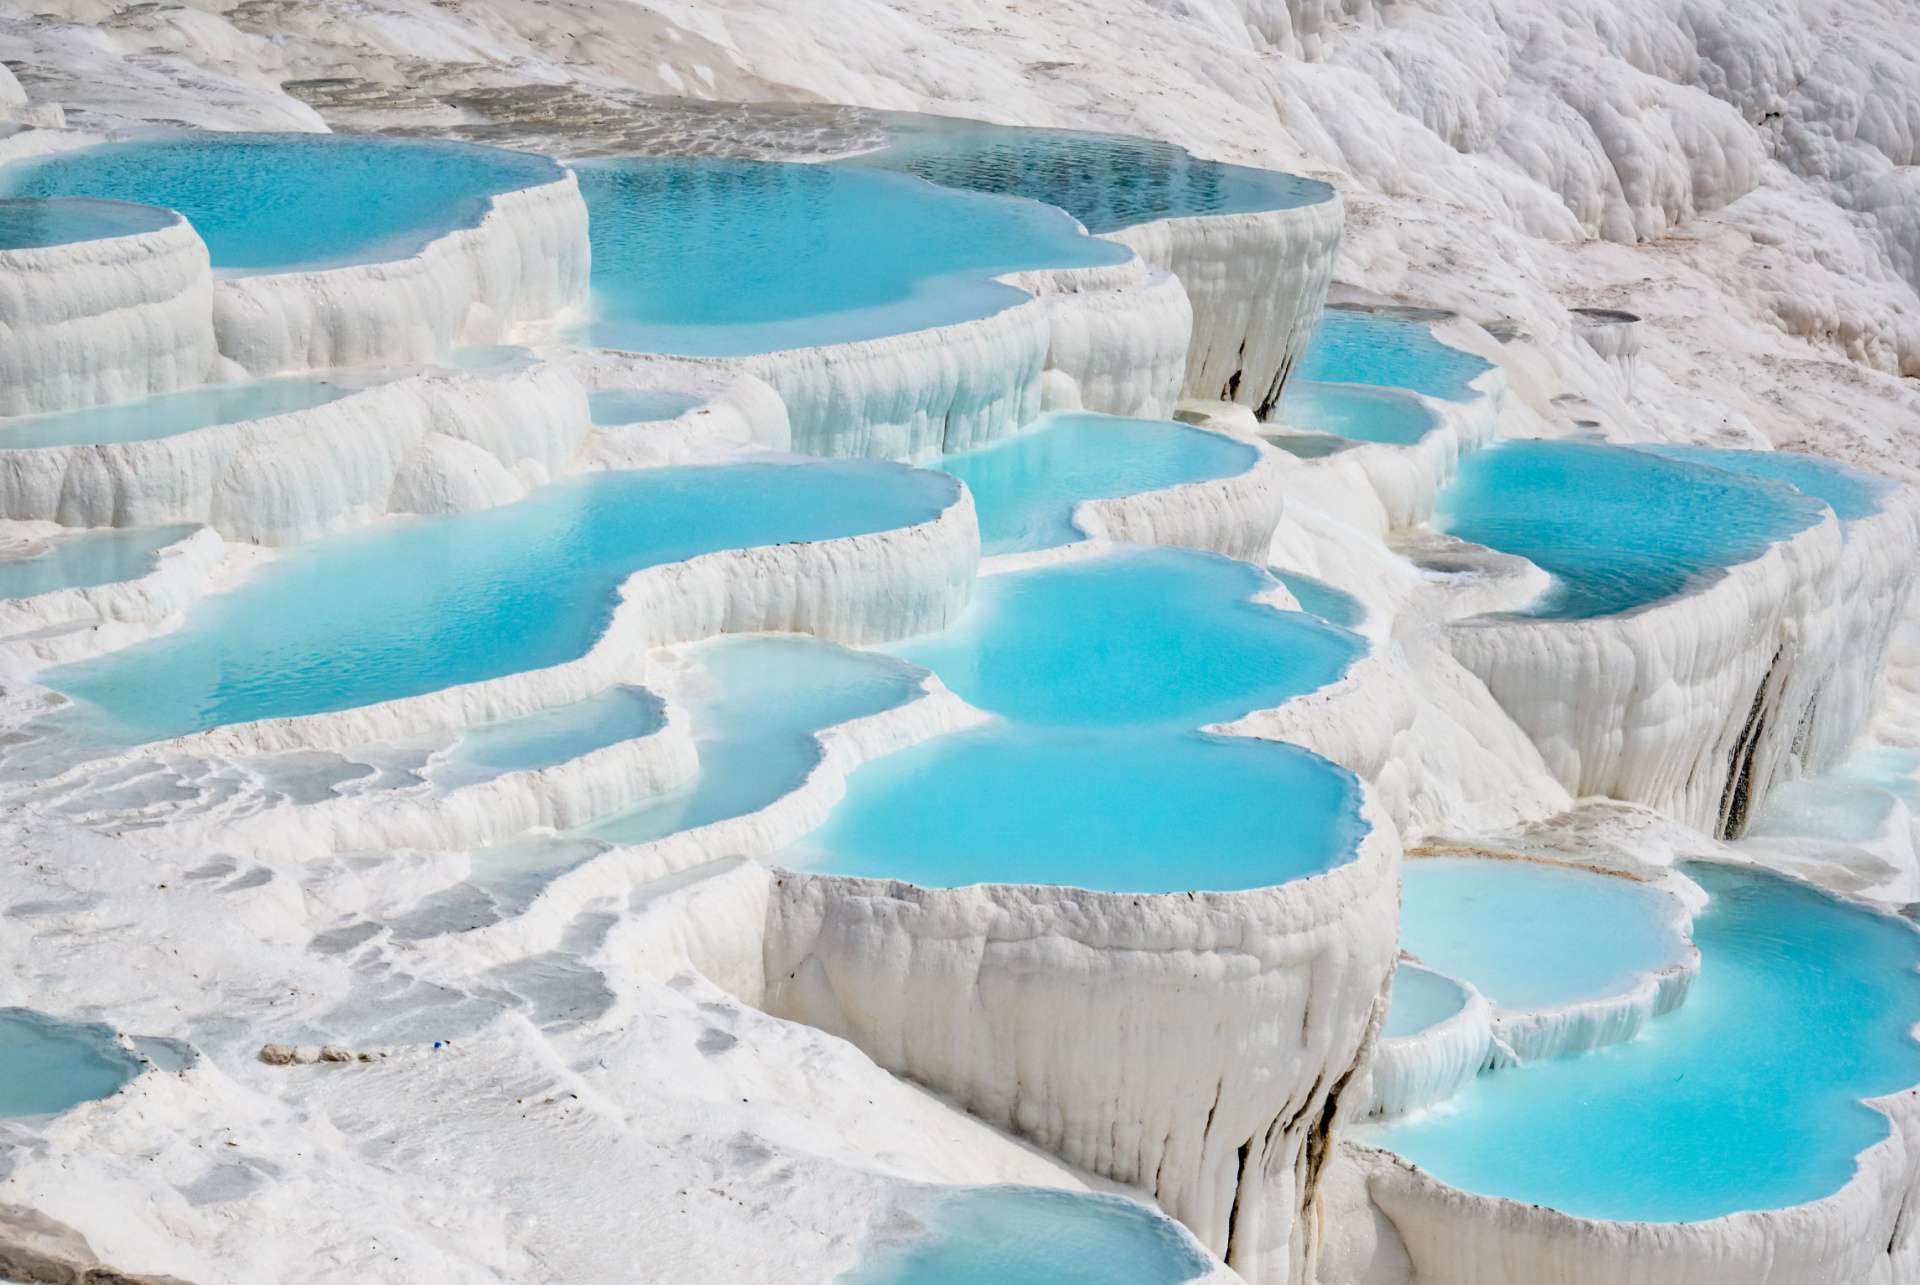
[0,525,196,600]
[0,196,176,250]
[1399,857,1689,1012]
[0,134,563,272]
[843,1186,1213,1285]
[1293,308,1492,403]
[589,636,924,846]
[587,388,704,425]
[1383,962,1472,1040]
[787,547,1369,893]
[1436,439,1827,619]
[1370,863,1920,1222]
[0,1008,143,1118]
[0,373,378,449]
[851,112,1331,233]
[1272,569,1365,629]
[1643,445,1893,523]
[575,156,1129,356]
[47,462,957,741]
[1271,381,1439,446]
[938,412,1258,554]
[435,687,668,788]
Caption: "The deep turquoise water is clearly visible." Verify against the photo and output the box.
[851,111,1330,234]
[939,412,1257,554]
[1370,863,1920,1221]
[589,636,923,846]
[0,134,562,272]
[891,548,1361,728]
[1400,857,1688,1012]
[575,156,1128,356]
[0,526,197,600]
[0,196,175,249]
[48,462,957,741]
[1435,440,1826,619]
[1273,381,1438,445]
[0,374,376,449]
[1272,569,1365,629]
[1383,963,1472,1040]
[436,687,667,787]
[843,1186,1213,1285]
[0,1008,143,1117]
[1642,445,1891,522]
[1293,308,1492,403]
[587,389,704,425]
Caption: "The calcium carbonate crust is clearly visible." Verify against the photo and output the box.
[0,523,222,669]
[1355,964,1495,1122]
[1072,424,1290,562]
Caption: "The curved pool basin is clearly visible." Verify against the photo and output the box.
[1271,569,1365,629]
[0,372,382,449]
[1384,962,1473,1040]
[0,196,177,250]
[1270,380,1439,446]
[1641,445,1892,523]
[575,156,1128,356]
[47,462,958,741]
[0,134,564,272]
[434,686,667,789]
[1368,862,1920,1222]
[0,1008,143,1118]
[938,412,1258,554]
[587,388,704,426]
[0,525,198,601]
[1435,440,1827,619]
[1293,307,1492,403]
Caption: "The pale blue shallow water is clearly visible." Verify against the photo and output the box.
[589,636,923,846]
[1370,863,1920,1222]
[47,462,957,742]
[1436,440,1827,619]
[1641,445,1892,523]
[1293,308,1492,403]
[939,413,1257,554]
[1400,858,1688,1012]
[587,389,703,425]
[575,156,1128,356]
[0,196,175,249]
[438,687,667,786]
[0,526,196,600]
[0,1008,142,1117]
[0,134,562,272]
[851,112,1331,233]
[1271,570,1365,629]
[1273,381,1439,445]
[843,1186,1213,1285]
[0,373,375,449]
[1383,963,1472,1040]
[891,548,1362,728]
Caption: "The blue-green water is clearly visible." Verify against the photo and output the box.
[576,156,1128,356]
[590,636,923,846]
[1370,863,1920,1221]
[1384,963,1473,1040]
[1294,309,1492,403]
[844,1186,1212,1285]
[587,389,703,425]
[1436,440,1827,619]
[0,526,197,600]
[851,111,1330,234]
[0,196,176,250]
[939,412,1257,554]
[47,462,957,741]
[0,134,562,272]
[1272,381,1439,445]
[0,1009,143,1117]
[437,687,667,787]
[1272,570,1365,629]
[0,374,374,449]
[1642,445,1891,523]
[1400,858,1688,1012]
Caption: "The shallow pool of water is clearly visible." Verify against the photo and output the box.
[1400,857,1687,1012]
[0,373,379,449]
[1271,381,1439,445]
[0,525,196,600]
[1271,570,1365,629]
[434,687,667,788]
[0,134,563,272]
[1369,863,1920,1221]
[1641,445,1891,523]
[843,1185,1213,1285]
[1293,308,1491,403]
[0,1008,143,1118]
[1435,440,1826,619]
[587,388,704,425]
[48,462,957,741]
[0,196,176,250]
[575,156,1128,356]
[939,412,1257,554]
[1383,963,1472,1040]
[851,111,1329,234]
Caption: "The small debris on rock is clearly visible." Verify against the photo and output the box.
[258,1043,297,1065]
